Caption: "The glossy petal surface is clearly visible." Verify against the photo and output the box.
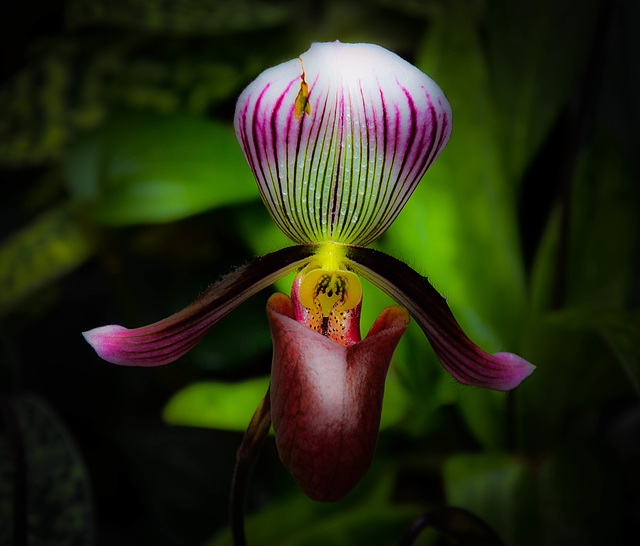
[267,292,409,501]
[235,41,452,246]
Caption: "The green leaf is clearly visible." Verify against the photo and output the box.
[0,394,93,545]
[518,315,632,451]
[379,368,411,430]
[186,288,275,373]
[163,376,270,431]
[443,453,536,546]
[544,306,640,396]
[232,201,295,294]
[566,131,639,308]
[536,445,624,546]
[63,112,259,225]
[522,129,639,443]
[389,8,526,352]
[595,311,640,397]
[486,0,599,180]
[208,471,420,546]
[529,205,562,315]
[66,0,293,34]
[0,204,92,315]
[444,446,625,546]
[456,388,509,450]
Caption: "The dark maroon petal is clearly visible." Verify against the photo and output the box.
[346,245,535,391]
[83,245,316,366]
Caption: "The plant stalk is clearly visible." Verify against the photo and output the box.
[230,385,272,546]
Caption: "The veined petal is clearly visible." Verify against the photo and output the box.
[234,41,452,246]
[268,292,409,501]
[345,245,535,391]
[83,245,316,366]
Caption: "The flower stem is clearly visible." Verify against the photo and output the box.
[398,506,504,546]
[230,385,272,546]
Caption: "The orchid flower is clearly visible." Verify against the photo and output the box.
[84,42,534,502]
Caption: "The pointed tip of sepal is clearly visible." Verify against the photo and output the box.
[488,352,536,391]
[345,245,535,393]
[83,325,138,366]
[82,246,315,368]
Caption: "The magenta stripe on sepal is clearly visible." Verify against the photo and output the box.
[346,245,535,391]
[83,245,317,366]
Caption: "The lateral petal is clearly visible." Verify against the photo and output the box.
[346,245,535,391]
[83,245,316,366]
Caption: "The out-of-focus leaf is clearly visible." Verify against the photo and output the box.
[487,0,599,180]
[537,445,623,546]
[0,204,92,315]
[519,316,631,451]
[373,0,440,19]
[595,312,640,396]
[456,388,509,450]
[0,394,93,545]
[443,453,536,546]
[209,471,420,546]
[232,201,294,294]
[545,307,640,396]
[379,368,411,430]
[566,131,638,308]
[527,79,637,314]
[390,7,526,352]
[163,376,270,431]
[529,205,561,315]
[0,33,265,166]
[66,0,293,34]
[444,447,624,546]
[389,322,458,437]
[63,113,259,225]
[0,56,70,166]
[522,129,638,443]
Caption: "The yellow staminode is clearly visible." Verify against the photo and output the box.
[298,243,362,317]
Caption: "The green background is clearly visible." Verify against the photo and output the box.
[1,0,638,544]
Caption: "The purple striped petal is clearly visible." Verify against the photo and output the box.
[346,245,535,391]
[83,245,316,366]
[234,41,452,246]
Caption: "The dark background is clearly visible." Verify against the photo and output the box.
[1,1,638,545]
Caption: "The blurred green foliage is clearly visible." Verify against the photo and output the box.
[63,113,257,224]
[1,0,638,545]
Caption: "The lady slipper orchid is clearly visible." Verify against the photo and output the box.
[83,42,535,502]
